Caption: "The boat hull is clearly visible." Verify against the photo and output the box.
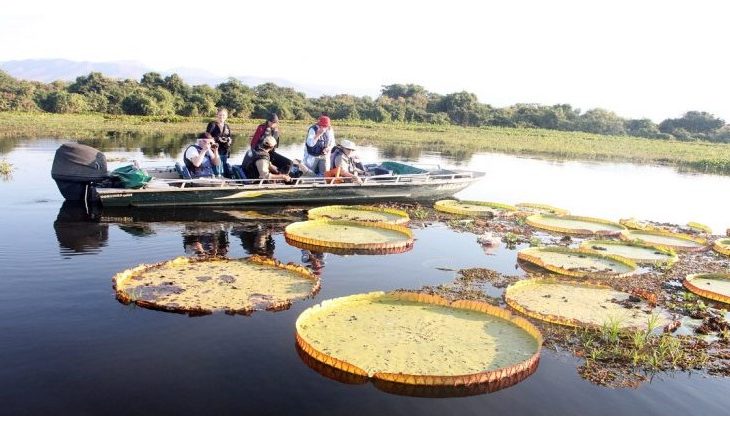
[96,175,481,207]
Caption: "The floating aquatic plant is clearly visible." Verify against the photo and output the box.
[580,240,678,267]
[518,246,637,278]
[307,205,410,225]
[683,273,730,305]
[434,199,518,217]
[713,238,730,257]
[515,203,569,216]
[526,214,625,236]
[620,229,708,252]
[284,219,414,253]
[295,291,542,392]
[113,255,319,315]
[505,278,667,330]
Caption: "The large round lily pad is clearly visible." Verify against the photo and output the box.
[526,214,625,236]
[620,230,708,252]
[684,273,730,304]
[515,203,569,216]
[296,291,542,390]
[713,238,730,257]
[580,240,678,266]
[620,218,712,235]
[518,246,637,278]
[307,205,409,225]
[113,255,319,315]
[506,278,667,329]
[285,219,414,252]
[434,199,517,216]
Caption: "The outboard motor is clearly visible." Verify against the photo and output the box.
[51,143,109,201]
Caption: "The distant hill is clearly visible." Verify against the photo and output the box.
[0,58,375,97]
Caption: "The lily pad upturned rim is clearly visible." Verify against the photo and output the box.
[684,273,730,305]
[515,203,570,216]
[713,238,730,257]
[619,229,709,252]
[687,221,713,234]
[434,199,518,216]
[112,255,320,315]
[579,239,678,266]
[284,219,414,251]
[307,205,410,225]
[517,246,638,278]
[295,291,543,388]
[525,214,626,236]
[295,340,538,398]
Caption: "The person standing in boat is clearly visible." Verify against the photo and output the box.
[249,112,292,174]
[184,132,221,178]
[303,115,335,175]
[241,136,292,182]
[206,108,233,178]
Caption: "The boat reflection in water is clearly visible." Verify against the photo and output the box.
[54,201,109,256]
[55,203,308,259]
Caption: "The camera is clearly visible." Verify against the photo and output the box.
[218,136,230,144]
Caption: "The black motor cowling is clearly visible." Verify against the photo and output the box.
[51,143,109,201]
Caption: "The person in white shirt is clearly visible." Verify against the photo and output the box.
[303,115,335,175]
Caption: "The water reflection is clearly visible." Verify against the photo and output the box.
[231,224,276,258]
[54,202,108,255]
[300,250,326,276]
[183,226,230,257]
[295,343,538,398]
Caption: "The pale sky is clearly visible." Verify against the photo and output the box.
[2,0,729,122]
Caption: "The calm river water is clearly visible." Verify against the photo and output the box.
[0,137,728,415]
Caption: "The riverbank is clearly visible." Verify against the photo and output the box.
[2,112,730,174]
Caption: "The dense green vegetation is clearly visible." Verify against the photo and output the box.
[2,112,730,174]
[2,69,729,143]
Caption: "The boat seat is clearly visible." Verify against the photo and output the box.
[175,162,192,179]
[231,165,247,180]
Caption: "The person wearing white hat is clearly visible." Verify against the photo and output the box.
[325,139,363,184]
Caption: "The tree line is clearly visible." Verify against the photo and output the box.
[1,69,728,143]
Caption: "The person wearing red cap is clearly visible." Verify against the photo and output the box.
[303,114,335,175]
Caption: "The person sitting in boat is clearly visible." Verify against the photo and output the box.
[325,139,363,184]
[303,115,335,175]
[206,108,233,178]
[241,136,292,182]
[249,112,292,175]
[184,132,221,178]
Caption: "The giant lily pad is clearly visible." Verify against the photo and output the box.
[515,203,569,216]
[285,219,414,253]
[620,218,712,235]
[526,214,625,236]
[687,222,712,234]
[518,246,637,278]
[580,240,678,266]
[307,205,409,225]
[434,199,518,216]
[684,273,730,304]
[620,230,708,252]
[296,291,542,391]
[506,278,667,329]
[713,238,730,257]
[113,255,319,315]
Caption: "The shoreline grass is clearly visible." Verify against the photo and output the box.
[2,112,730,174]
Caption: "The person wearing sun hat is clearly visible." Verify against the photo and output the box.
[303,114,336,175]
[241,135,292,182]
[325,139,363,184]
